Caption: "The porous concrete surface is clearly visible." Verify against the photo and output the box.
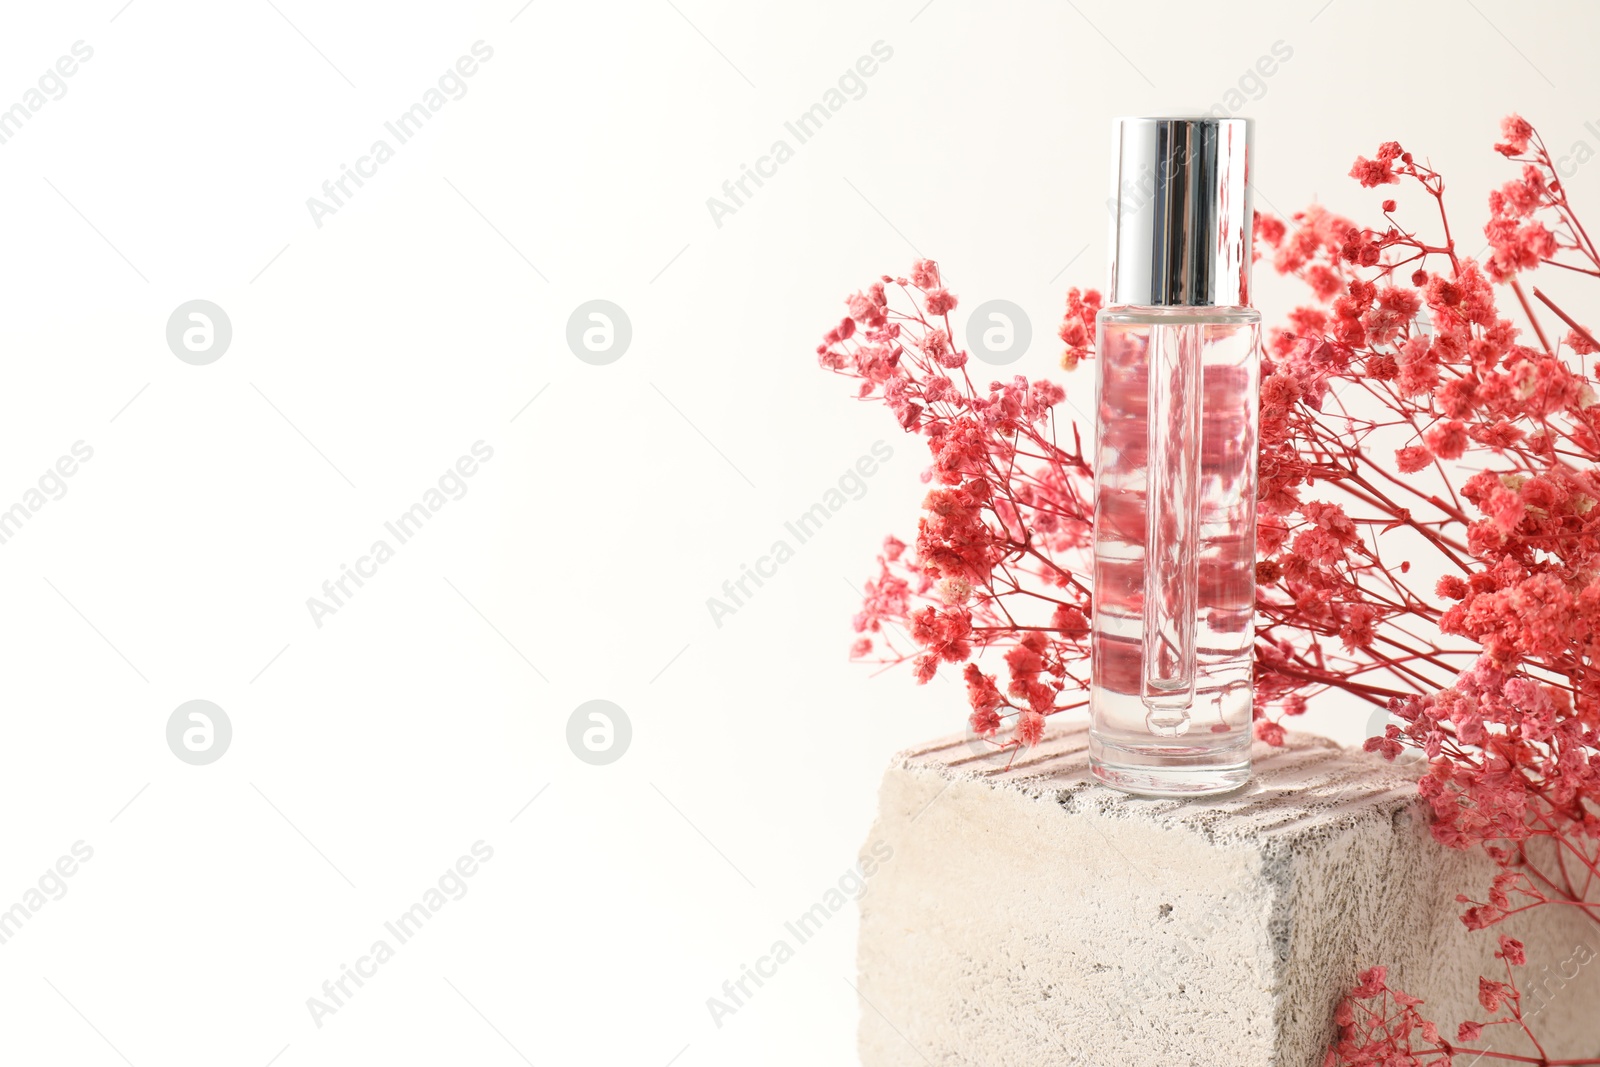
[857,721,1599,1066]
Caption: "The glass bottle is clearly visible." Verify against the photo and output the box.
[1089,117,1260,796]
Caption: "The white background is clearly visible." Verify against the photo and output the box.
[2,1,1598,1064]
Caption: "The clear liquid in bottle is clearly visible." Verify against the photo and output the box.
[1089,305,1259,796]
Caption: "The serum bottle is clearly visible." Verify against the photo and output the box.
[1090,117,1259,796]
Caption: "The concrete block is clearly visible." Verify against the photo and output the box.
[857,721,1599,1066]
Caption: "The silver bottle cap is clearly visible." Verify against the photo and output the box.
[1108,116,1253,307]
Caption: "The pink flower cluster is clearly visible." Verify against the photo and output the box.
[1323,936,1564,1066]
[820,261,1094,756]
[1240,114,1600,1062]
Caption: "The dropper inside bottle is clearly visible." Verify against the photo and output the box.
[1141,321,1202,736]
